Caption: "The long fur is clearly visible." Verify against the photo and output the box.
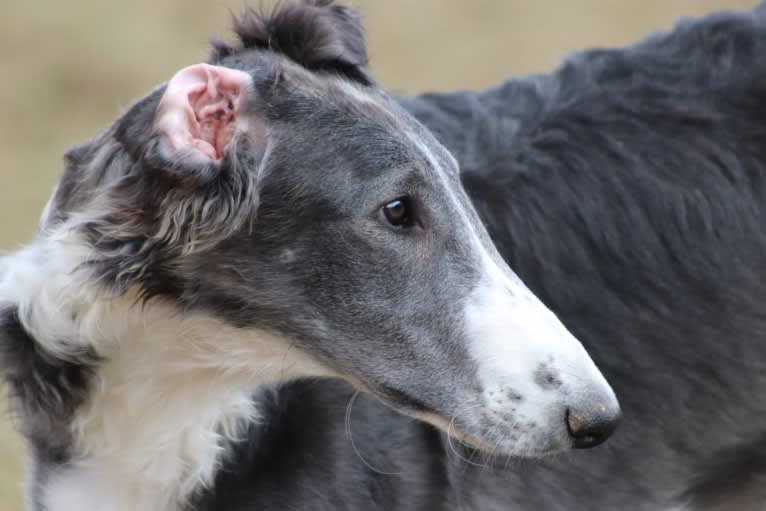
[1,232,330,510]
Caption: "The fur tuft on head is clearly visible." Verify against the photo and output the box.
[210,0,372,86]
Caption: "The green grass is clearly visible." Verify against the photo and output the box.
[0,1,756,508]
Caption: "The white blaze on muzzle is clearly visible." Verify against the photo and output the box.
[409,133,619,452]
[463,252,620,451]
[465,259,615,404]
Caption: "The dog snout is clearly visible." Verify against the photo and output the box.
[566,401,621,449]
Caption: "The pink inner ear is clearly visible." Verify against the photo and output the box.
[155,63,252,162]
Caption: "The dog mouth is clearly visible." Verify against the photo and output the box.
[362,384,573,457]
[368,385,503,452]
[364,383,452,427]
[340,376,564,456]
[372,384,435,415]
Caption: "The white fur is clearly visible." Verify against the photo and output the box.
[0,234,334,511]
[464,274,615,414]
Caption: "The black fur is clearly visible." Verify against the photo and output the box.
[192,380,449,511]
[0,307,95,465]
[211,0,372,85]
[0,307,96,511]
[683,432,766,510]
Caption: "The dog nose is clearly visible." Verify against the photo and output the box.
[566,404,621,449]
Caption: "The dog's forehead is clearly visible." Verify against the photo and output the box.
[217,51,455,178]
[344,94,456,177]
[261,77,451,181]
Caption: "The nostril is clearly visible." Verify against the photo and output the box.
[566,406,621,449]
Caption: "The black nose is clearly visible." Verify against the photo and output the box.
[566,405,621,449]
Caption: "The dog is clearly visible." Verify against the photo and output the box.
[0,2,619,510]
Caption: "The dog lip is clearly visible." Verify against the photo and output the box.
[373,384,433,414]
[333,372,444,417]
[444,421,499,452]
[343,379,520,454]
[369,386,499,451]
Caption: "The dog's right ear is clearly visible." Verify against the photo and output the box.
[116,63,257,184]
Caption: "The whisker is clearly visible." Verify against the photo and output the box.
[344,390,401,476]
[446,411,488,469]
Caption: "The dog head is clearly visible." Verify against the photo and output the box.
[28,0,619,456]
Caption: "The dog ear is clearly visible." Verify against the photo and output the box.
[77,63,262,292]
[115,63,257,185]
[155,64,252,165]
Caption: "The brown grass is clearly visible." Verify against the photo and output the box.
[0,1,756,508]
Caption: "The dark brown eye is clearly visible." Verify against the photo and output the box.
[382,197,414,228]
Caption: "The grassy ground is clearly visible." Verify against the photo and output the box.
[0,0,756,508]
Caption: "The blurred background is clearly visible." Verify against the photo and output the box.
[0,0,757,508]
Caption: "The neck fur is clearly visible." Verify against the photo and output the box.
[1,236,330,511]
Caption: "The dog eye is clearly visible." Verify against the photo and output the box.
[382,197,414,228]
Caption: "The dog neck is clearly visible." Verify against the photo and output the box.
[0,237,330,511]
